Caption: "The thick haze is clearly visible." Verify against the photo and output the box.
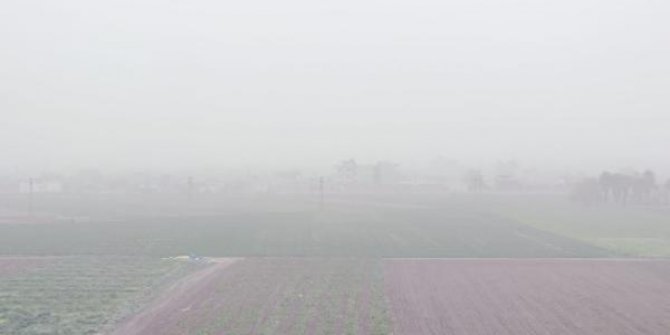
[2,0,669,173]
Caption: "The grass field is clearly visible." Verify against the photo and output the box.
[485,194,670,257]
[0,208,611,258]
[0,193,620,258]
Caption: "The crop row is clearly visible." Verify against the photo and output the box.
[0,257,192,335]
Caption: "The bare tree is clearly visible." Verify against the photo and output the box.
[463,169,485,192]
[335,159,358,183]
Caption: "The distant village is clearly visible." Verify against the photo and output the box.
[1,159,668,206]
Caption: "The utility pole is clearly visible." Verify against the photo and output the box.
[28,177,34,216]
[319,177,325,210]
[187,176,194,201]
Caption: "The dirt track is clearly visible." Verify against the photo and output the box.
[109,258,240,335]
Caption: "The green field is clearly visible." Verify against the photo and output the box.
[0,257,197,335]
[0,193,668,258]
[486,194,670,257]
[0,196,612,258]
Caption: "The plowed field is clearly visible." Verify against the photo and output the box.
[385,259,670,335]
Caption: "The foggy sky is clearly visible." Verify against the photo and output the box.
[2,0,669,173]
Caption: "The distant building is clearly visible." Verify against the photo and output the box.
[19,179,63,194]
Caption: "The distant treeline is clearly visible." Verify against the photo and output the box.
[571,170,670,206]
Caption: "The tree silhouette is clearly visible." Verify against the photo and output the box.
[463,170,485,192]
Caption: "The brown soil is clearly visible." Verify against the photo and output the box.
[384,259,670,335]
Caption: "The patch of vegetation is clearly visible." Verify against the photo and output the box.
[0,205,611,258]
[488,194,670,257]
[0,257,191,335]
